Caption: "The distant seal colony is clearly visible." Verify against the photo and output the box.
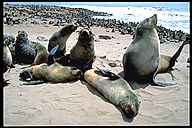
[123,14,161,86]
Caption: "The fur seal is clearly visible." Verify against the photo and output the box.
[84,68,140,119]
[4,33,16,63]
[15,31,36,64]
[48,24,77,57]
[156,36,190,79]
[3,41,15,85]
[19,62,82,84]
[30,41,48,65]
[123,14,161,86]
[69,28,95,71]
[3,41,15,73]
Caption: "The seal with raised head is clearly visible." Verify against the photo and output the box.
[15,31,36,64]
[156,36,190,79]
[30,41,48,65]
[19,62,82,84]
[48,24,78,57]
[84,68,140,119]
[69,28,95,71]
[123,14,161,86]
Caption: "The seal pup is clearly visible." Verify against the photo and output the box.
[156,36,190,79]
[84,68,140,119]
[19,62,82,84]
[123,14,161,86]
[70,28,95,71]
[48,24,78,57]
[15,31,36,64]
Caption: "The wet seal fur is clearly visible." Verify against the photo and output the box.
[84,68,140,119]
[19,62,82,84]
[48,24,78,57]
[70,28,95,71]
[123,14,162,86]
[15,31,36,64]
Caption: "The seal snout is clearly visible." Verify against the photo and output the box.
[123,104,136,119]
[151,14,157,25]
[71,67,82,77]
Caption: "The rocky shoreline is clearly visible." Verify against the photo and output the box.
[3,3,189,44]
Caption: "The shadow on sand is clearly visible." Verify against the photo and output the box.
[118,71,150,90]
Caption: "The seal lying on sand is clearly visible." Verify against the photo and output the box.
[70,28,95,71]
[123,14,161,86]
[19,62,82,84]
[48,24,77,57]
[156,36,190,79]
[84,68,140,119]
[15,31,36,64]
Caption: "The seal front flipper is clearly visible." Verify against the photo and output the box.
[96,67,120,80]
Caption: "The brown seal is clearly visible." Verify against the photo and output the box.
[19,62,82,84]
[48,24,77,57]
[156,37,190,79]
[69,28,95,71]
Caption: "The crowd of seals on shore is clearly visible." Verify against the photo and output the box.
[3,3,189,44]
[3,3,190,121]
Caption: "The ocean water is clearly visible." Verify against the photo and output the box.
[4,2,190,34]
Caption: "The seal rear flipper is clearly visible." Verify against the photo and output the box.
[22,80,45,85]
[149,77,176,87]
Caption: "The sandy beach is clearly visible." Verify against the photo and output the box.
[3,23,190,126]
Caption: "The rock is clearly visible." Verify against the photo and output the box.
[108,62,117,67]
[37,36,48,41]
[99,56,106,59]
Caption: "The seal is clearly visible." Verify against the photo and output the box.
[15,31,36,64]
[30,41,48,65]
[156,36,190,79]
[69,28,95,71]
[19,62,82,84]
[48,24,78,57]
[123,14,161,86]
[3,41,15,73]
[84,68,140,119]
[3,40,15,86]
[4,33,16,63]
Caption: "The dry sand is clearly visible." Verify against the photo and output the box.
[3,24,190,126]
